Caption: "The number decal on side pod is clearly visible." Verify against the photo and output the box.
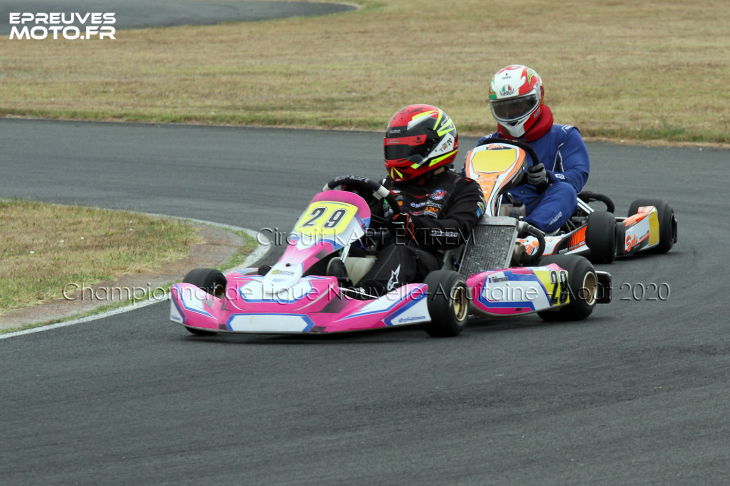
[549,270,569,305]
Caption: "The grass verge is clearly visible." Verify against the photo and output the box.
[0,205,258,334]
[0,0,728,144]
[0,199,204,315]
[213,229,258,272]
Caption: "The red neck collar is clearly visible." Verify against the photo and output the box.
[498,105,554,142]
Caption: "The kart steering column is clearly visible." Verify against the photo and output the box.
[518,221,546,264]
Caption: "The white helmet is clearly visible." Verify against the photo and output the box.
[489,65,544,138]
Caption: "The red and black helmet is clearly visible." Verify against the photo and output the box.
[384,104,459,182]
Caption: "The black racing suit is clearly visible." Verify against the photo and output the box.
[356,169,485,296]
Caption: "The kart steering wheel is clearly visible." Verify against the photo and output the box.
[323,175,401,216]
[481,138,542,186]
[323,175,400,249]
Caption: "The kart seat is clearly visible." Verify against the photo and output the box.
[344,256,376,286]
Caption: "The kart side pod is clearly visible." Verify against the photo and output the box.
[467,263,611,320]
[458,215,612,321]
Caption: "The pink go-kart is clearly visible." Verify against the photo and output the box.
[171,145,612,338]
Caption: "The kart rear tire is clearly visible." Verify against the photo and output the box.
[585,210,617,264]
[537,255,598,322]
[423,270,469,337]
[628,198,677,254]
[182,268,227,336]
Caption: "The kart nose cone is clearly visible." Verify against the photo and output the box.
[262,262,304,295]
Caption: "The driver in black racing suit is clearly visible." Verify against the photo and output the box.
[334,104,485,298]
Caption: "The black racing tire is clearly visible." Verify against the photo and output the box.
[181,268,227,336]
[537,255,598,322]
[185,326,217,337]
[422,270,469,337]
[628,198,677,254]
[585,210,617,264]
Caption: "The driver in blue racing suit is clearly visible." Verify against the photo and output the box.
[474,64,590,234]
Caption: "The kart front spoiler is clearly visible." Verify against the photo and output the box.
[170,277,431,335]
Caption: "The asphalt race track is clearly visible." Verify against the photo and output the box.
[1,119,728,485]
[0,0,355,35]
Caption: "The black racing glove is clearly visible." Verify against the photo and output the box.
[527,163,550,192]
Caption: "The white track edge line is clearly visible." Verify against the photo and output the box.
[0,217,271,340]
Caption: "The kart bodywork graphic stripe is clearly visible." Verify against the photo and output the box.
[383,291,428,326]
[336,286,425,321]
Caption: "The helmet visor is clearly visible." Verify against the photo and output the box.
[491,93,539,122]
[384,134,432,163]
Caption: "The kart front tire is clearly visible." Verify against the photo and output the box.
[537,255,598,322]
[628,198,677,254]
[185,326,217,337]
[423,270,469,337]
[585,210,617,264]
[181,268,227,336]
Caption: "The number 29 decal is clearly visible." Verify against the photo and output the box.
[294,202,357,237]
[301,207,347,229]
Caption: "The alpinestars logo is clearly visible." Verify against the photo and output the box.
[387,265,401,292]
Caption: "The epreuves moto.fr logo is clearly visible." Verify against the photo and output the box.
[9,13,116,40]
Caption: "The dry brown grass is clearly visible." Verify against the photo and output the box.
[0,200,202,314]
[1,0,729,143]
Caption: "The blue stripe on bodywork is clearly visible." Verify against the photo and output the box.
[383,291,426,326]
[338,286,425,321]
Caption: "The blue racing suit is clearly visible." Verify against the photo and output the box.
[475,125,590,233]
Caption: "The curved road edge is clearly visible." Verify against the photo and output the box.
[0,216,271,340]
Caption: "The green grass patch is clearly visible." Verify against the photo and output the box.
[214,230,258,271]
[0,199,202,315]
[0,215,258,334]
[0,0,728,144]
